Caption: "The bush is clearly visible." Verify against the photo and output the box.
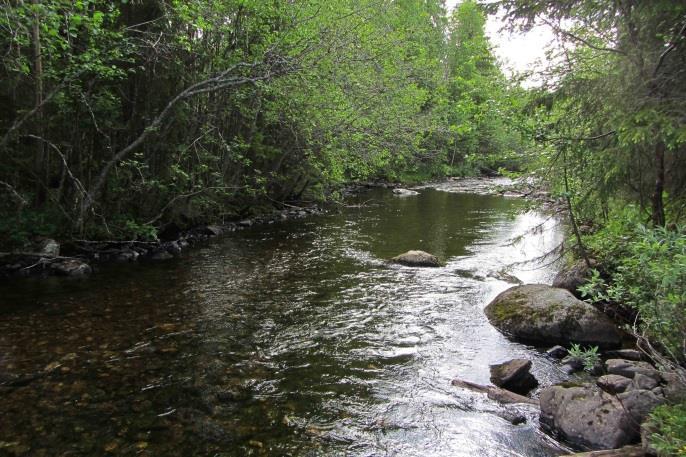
[567,343,600,372]
[580,206,686,363]
[647,403,686,456]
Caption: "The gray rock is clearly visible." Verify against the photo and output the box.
[540,384,637,450]
[604,349,645,361]
[115,250,139,262]
[484,284,623,348]
[632,373,659,391]
[489,359,539,395]
[597,374,633,394]
[392,188,419,197]
[391,250,440,267]
[617,389,664,425]
[38,238,60,257]
[151,250,174,261]
[50,259,91,277]
[204,225,223,236]
[165,241,182,256]
[493,409,527,425]
[606,359,661,382]
[546,345,568,359]
[560,362,583,375]
[660,371,686,402]
[552,260,593,297]
[238,219,253,227]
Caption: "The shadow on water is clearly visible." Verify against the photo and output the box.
[0,187,570,456]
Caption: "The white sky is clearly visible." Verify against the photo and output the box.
[445,0,556,84]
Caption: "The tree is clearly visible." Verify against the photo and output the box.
[492,0,686,226]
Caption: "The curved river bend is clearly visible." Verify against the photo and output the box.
[0,187,571,456]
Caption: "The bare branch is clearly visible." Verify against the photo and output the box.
[653,18,686,78]
[0,180,28,207]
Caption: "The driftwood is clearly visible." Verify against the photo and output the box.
[451,378,538,405]
[560,445,644,457]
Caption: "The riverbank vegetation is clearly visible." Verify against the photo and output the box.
[0,0,528,247]
[491,0,686,451]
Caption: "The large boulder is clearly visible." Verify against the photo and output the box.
[540,385,638,450]
[552,260,594,297]
[489,359,538,395]
[391,250,440,267]
[50,259,91,277]
[484,284,622,348]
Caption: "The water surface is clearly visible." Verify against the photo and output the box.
[0,187,569,456]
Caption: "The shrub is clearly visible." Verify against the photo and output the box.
[647,403,686,456]
[580,207,686,363]
[568,343,600,372]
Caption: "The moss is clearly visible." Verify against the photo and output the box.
[487,294,563,324]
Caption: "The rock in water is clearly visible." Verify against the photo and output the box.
[546,345,568,359]
[484,284,622,348]
[50,259,92,277]
[392,188,419,197]
[391,250,440,267]
[540,385,637,450]
[38,238,60,257]
[489,359,539,395]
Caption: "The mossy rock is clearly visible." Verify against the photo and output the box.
[484,284,622,348]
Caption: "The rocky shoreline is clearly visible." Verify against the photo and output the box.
[1,176,551,280]
[454,268,686,456]
[0,204,325,279]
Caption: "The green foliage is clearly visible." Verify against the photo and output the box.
[647,403,686,456]
[568,343,600,372]
[122,220,158,242]
[579,206,686,362]
[0,0,532,247]
[0,209,60,250]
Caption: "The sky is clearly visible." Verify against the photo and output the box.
[445,0,556,83]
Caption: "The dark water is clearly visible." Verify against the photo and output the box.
[0,187,570,457]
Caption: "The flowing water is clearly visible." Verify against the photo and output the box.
[0,186,571,457]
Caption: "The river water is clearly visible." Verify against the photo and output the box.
[0,186,571,456]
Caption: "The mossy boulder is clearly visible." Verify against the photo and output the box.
[484,284,622,348]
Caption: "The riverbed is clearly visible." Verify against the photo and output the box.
[0,185,570,456]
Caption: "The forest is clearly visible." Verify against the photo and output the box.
[1,0,685,455]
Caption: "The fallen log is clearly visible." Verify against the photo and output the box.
[560,445,644,457]
[451,378,538,405]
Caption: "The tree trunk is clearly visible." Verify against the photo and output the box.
[31,0,46,206]
[651,140,665,227]
[563,151,591,268]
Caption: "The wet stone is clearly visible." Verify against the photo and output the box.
[546,346,568,359]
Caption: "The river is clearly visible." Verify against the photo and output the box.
[0,185,571,456]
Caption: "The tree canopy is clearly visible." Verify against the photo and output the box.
[0,0,525,243]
